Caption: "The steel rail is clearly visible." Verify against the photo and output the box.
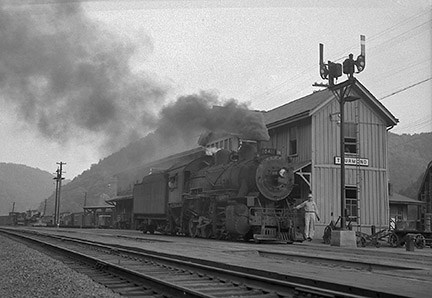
[1,228,404,298]
[1,229,208,298]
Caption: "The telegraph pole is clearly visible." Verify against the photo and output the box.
[53,162,66,228]
[53,168,59,226]
[316,36,365,246]
[42,199,47,218]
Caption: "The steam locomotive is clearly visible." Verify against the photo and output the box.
[134,141,304,243]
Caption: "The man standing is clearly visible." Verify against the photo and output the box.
[295,193,320,241]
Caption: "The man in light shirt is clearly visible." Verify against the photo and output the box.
[295,193,320,241]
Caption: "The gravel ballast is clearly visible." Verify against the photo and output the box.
[0,234,121,298]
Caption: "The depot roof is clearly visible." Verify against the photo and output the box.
[264,79,398,129]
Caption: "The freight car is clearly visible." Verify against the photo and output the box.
[134,142,304,243]
[0,215,13,226]
[7,210,42,226]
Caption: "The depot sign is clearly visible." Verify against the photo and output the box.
[334,156,369,167]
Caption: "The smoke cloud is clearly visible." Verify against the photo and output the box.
[1,2,269,170]
[0,2,167,152]
[157,91,269,144]
[120,91,270,167]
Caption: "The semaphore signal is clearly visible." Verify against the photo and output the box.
[318,35,366,87]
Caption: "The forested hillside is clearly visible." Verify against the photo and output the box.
[0,163,55,215]
[388,132,432,198]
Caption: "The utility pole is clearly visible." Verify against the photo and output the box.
[53,168,59,226]
[316,36,365,246]
[11,202,16,225]
[331,79,360,230]
[53,162,66,228]
[82,192,87,228]
[42,199,47,218]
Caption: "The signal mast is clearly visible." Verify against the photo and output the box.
[316,36,366,245]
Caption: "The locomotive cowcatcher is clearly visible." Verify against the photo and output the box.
[134,141,304,243]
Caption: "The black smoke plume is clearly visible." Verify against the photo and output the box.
[121,91,270,167]
[1,2,269,171]
[0,2,167,153]
[157,92,269,144]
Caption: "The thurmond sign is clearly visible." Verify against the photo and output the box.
[334,156,369,167]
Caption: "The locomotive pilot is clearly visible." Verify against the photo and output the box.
[295,193,320,241]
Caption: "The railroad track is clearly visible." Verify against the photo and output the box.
[1,228,402,298]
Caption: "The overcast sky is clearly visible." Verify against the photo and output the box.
[0,0,431,179]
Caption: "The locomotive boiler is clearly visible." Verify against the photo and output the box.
[134,142,303,242]
[166,142,302,242]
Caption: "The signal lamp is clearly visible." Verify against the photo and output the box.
[355,55,365,72]
[343,54,355,75]
[320,64,328,79]
[328,62,342,78]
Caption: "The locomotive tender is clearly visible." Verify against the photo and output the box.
[134,141,304,243]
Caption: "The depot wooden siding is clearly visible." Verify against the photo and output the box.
[312,93,390,230]
[267,118,312,164]
[312,91,388,168]
[313,167,389,230]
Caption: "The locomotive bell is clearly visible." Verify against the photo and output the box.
[256,156,294,201]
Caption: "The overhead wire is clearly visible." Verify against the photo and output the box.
[399,118,432,132]
[379,77,432,101]
[252,9,432,109]
[6,0,432,111]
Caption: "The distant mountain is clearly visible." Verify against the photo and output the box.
[0,163,56,215]
[388,132,432,197]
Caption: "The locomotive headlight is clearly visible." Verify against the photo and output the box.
[278,168,287,178]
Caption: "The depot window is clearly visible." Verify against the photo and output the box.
[345,186,358,222]
[344,122,358,154]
